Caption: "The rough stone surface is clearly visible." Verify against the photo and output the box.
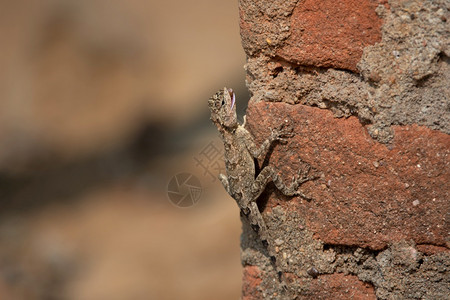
[242,0,449,143]
[243,102,450,298]
[292,273,376,299]
[242,265,263,300]
[239,0,298,57]
[277,0,385,72]
[241,201,449,299]
[358,0,450,141]
[247,102,449,251]
[238,0,450,298]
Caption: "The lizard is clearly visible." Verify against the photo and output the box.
[208,87,316,292]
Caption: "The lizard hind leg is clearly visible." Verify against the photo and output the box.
[253,165,298,196]
[253,165,313,199]
[244,165,293,240]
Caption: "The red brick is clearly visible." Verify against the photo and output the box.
[299,273,376,299]
[416,244,450,255]
[242,265,262,300]
[277,0,384,72]
[246,102,449,250]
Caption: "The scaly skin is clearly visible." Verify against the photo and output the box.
[209,87,318,297]
[208,87,314,239]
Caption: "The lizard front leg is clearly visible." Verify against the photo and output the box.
[240,120,293,160]
[242,164,313,239]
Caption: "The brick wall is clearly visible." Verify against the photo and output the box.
[239,0,449,299]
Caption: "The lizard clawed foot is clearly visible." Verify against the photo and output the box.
[294,165,315,184]
[270,120,294,144]
[290,165,319,200]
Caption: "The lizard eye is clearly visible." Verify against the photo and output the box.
[221,99,225,106]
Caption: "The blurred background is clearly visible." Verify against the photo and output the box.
[0,0,249,299]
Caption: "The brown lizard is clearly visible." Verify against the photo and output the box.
[208,87,315,291]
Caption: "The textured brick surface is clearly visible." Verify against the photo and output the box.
[277,0,384,72]
[246,101,449,250]
[242,265,262,300]
[238,0,449,298]
[291,273,376,299]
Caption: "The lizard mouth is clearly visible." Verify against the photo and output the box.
[228,88,235,110]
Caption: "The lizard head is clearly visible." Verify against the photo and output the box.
[208,87,237,130]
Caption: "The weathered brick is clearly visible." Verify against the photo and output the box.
[246,101,449,250]
[293,273,376,299]
[239,0,449,297]
[277,0,384,72]
[242,265,262,300]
